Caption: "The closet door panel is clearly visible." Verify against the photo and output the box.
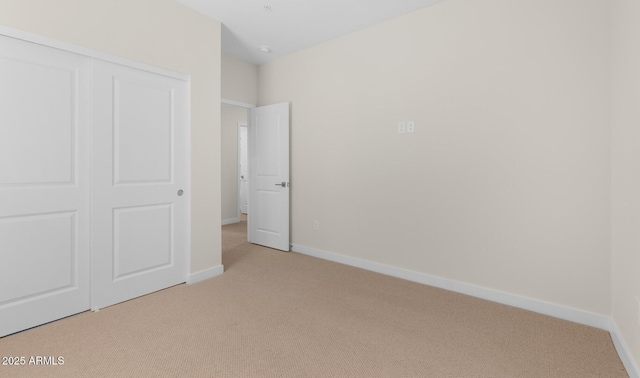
[91,60,188,310]
[0,35,91,337]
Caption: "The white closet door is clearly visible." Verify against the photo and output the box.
[91,60,188,310]
[0,35,91,336]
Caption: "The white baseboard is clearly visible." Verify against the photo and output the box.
[292,244,640,377]
[222,217,240,226]
[187,265,224,284]
[291,244,610,329]
[609,319,640,378]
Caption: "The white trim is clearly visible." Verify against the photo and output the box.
[187,265,224,284]
[0,26,188,81]
[222,217,240,226]
[185,78,193,283]
[222,98,256,109]
[291,244,610,330]
[609,319,640,378]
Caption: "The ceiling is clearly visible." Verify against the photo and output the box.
[178,0,445,65]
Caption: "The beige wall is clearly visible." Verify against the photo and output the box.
[259,0,611,315]
[612,0,640,367]
[0,0,223,273]
[222,54,258,105]
[221,105,247,221]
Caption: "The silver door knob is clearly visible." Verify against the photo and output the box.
[177,189,184,196]
[275,182,289,188]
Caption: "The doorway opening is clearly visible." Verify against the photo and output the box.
[221,100,291,251]
[221,102,250,230]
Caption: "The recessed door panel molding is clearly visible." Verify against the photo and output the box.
[113,204,173,280]
[0,44,80,187]
[256,113,281,178]
[256,190,280,234]
[113,78,174,185]
[92,59,188,311]
[0,212,77,305]
[0,34,91,337]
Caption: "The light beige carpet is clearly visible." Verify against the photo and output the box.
[0,219,628,377]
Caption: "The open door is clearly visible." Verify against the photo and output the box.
[248,102,290,251]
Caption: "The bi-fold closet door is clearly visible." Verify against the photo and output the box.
[0,34,188,337]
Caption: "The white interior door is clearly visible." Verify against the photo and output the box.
[248,103,290,251]
[239,124,249,214]
[0,35,91,336]
[91,60,188,310]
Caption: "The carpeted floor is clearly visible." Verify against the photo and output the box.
[0,218,629,377]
